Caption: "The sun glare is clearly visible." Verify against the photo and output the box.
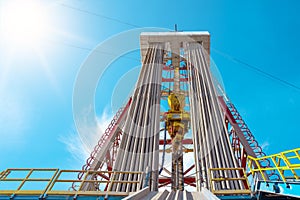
[0,0,50,47]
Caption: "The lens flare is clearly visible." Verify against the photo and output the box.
[0,0,50,47]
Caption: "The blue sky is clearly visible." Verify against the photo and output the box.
[0,0,300,171]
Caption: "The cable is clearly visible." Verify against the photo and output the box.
[47,39,140,62]
[212,48,300,92]
[59,3,141,28]
[58,3,300,93]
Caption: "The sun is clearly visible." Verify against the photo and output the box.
[0,0,50,47]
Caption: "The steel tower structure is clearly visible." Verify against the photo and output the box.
[77,32,270,195]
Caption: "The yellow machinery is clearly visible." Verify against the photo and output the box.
[165,93,190,140]
[164,92,190,191]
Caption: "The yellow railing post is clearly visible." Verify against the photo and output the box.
[0,169,9,179]
[47,169,63,192]
[78,170,91,191]
[108,171,117,192]
[16,169,33,191]
[42,169,59,195]
[270,156,286,182]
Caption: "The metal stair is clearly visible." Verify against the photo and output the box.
[224,98,278,179]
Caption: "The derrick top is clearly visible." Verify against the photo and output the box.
[140,31,210,63]
[140,31,210,36]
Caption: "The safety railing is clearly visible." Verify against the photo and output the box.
[208,168,251,195]
[48,170,143,196]
[248,148,300,182]
[0,168,143,196]
[0,168,59,195]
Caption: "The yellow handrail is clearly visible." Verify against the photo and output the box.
[0,168,59,195]
[208,168,251,195]
[247,148,300,182]
[0,168,143,196]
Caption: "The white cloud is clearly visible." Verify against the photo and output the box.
[61,108,112,167]
[59,128,90,166]
[260,141,270,151]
